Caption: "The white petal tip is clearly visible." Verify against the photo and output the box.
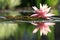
[45,14,55,17]
[32,6,38,10]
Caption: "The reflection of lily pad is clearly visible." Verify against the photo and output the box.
[0,0,7,9]
[0,22,18,38]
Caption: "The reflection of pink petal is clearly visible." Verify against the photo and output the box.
[46,27,51,32]
[46,17,51,19]
[45,23,55,26]
[40,23,51,35]
[32,28,39,33]
[44,26,51,32]
[31,22,55,36]
[40,30,48,35]
[31,22,38,26]
[31,14,38,17]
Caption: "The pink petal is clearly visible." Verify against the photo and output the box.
[30,14,38,17]
[45,13,55,17]
[40,4,43,9]
[43,4,48,9]
[44,7,51,12]
[32,6,39,11]
[46,7,51,12]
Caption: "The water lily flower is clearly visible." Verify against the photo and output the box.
[31,3,55,19]
[31,22,55,35]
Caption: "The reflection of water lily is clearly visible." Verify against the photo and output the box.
[31,22,55,35]
[31,4,55,19]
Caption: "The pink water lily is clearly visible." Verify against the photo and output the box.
[31,22,55,35]
[31,4,55,19]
